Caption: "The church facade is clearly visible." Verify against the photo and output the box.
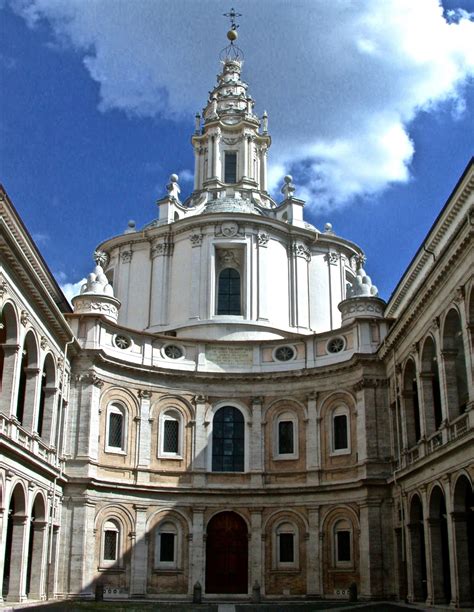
[0,38,473,606]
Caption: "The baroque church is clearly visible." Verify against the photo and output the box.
[0,22,473,607]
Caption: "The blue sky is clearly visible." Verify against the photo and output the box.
[1,0,473,301]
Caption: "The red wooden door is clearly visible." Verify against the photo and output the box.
[205,511,248,594]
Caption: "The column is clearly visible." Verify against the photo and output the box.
[39,387,58,445]
[5,515,28,602]
[306,393,319,485]
[189,232,203,320]
[250,397,263,487]
[260,146,267,191]
[21,366,41,430]
[192,396,207,485]
[136,391,151,473]
[212,130,221,179]
[441,349,459,420]
[359,500,384,599]
[27,520,48,599]
[257,232,269,321]
[190,507,205,591]
[149,240,172,328]
[130,505,148,597]
[421,487,434,605]
[193,146,201,190]
[68,499,95,597]
[307,506,320,597]
[451,511,470,604]
[0,344,20,415]
[249,509,263,594]
[443,477,458,607]
[242,136,248,180]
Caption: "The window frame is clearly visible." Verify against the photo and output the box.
[210,405,246,473]
[273,411,299,460]
[154,520,179,570]
[333,519,353,568]
[331,406,351,456]
[105,402,127,454]
[274,521,299,570]
[101,519,121,568]
[158,408,184,460]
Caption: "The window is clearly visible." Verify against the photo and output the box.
[217,268,241,315]
[331,407,350,454]
[106,403,126,452]
[274,412,298,459]
[212,406,244,472]
[102,520,120,563]
[155,521,178,568]
[276,522,298,568]
[159,409,183,458]
[334,520,352,566]
[224,152,237,183]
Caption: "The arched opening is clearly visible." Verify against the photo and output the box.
[2,484,27,601]
[36,354,56,441]
[0,304,19,415]
[429,486,451,603]
[217,268,241,315]
[212,406,244,472]
[26,494,47,599]
[420,337,443,436]
[452,476,474,604]
[205,511,248,594]
[403,359,421,448]
[408,494,427,602]
[16,331,39,429]
[443,309,468,417]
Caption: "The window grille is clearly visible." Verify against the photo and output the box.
[278,420,294,454]
[217,268,241,315]
[108,412,124,449]
[224,152,237,183]
[212,406,244,472]
[103,530,118,561]
[163,419,179,454]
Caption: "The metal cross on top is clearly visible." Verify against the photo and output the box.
[224,8,242,31]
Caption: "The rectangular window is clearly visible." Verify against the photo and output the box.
[279,533,294,563]
[278,421,294,455]
[163,419,179,454]
[103,530,118,561]
[337,530,351,562]
[108,412,124,449]
[160,533,175,563]
[333,414,348,450]
[224,152,237,183]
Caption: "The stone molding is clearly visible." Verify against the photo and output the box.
[71,294,120,323]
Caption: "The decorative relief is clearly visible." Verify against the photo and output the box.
[257,232,269,247]
[77,372,104,388]
[339,301,384,316]
[218,249,241,268]
[40,336,48,350]
[290,242,311,262]
[215,221,242,238]
[0,280,8,297]
[325,251,339,266]
[189,233,203,247]
[137,389,152,399]
[72,298,118,318]
[222,136,242,145]
[121,250,133,264]
[20,310,29,327]
[151,240,174,258]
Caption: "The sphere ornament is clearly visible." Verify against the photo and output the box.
[227,28,238,41]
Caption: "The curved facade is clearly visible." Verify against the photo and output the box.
[0,41,473,607]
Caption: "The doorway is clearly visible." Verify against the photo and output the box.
[205,511,248,594]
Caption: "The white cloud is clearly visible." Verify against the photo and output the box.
[7,0,474,209]
[178,169,193,184]
[60,278,85,304]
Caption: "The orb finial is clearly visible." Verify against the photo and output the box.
[220,8,244,62]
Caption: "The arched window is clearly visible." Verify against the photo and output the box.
[443,309,469,416]
[331,406,350,454]
[0,312,6,391]
[333,519,352,566]
[102,519,120,564]
[106,403,126,453]
[224,151,237,183]
[155,521,178,568]
[403,359,421,447]
[212,406,244,472]
[158,409,183,458]
[275,522,298,568]
[217,268,241,315]
[274,411,298,459]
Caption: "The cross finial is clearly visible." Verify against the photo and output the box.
[224,8,242,31]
